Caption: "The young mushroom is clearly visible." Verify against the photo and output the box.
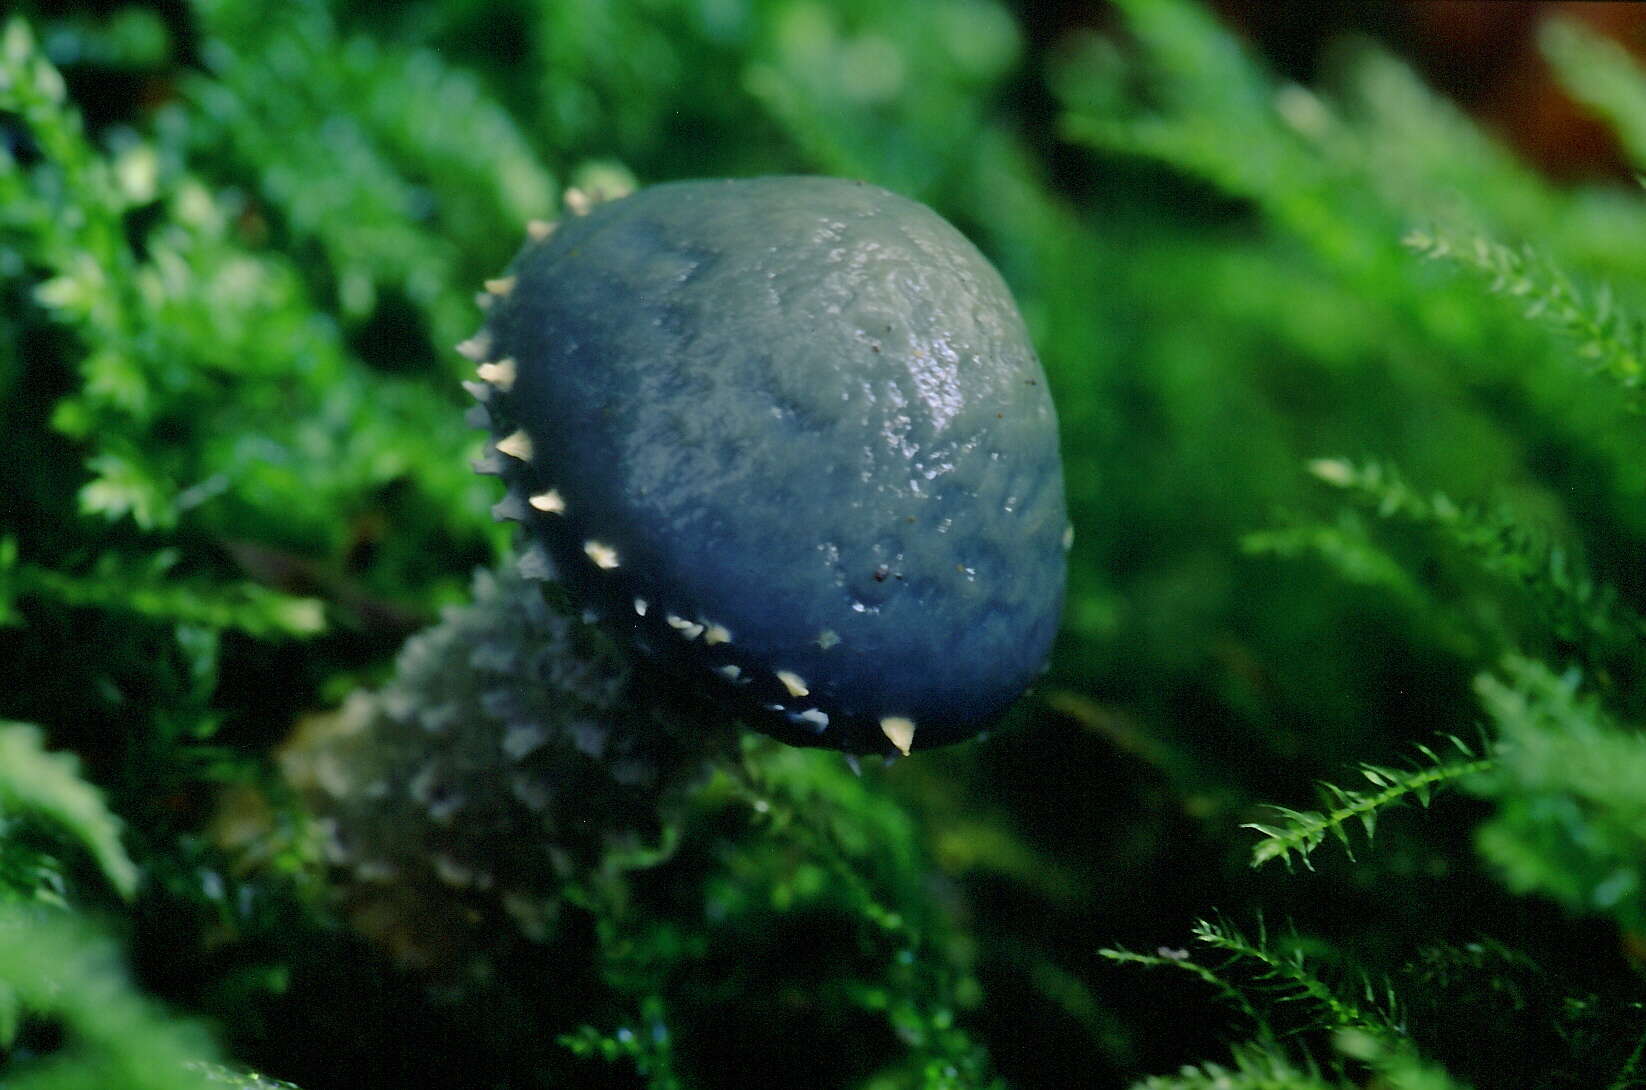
[471,176,1068,757]
[274,177,1067,970]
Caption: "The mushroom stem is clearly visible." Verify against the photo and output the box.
[279,562,727,968]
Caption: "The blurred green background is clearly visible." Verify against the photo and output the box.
[4,0,1646,1087]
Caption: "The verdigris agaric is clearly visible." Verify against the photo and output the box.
[466,176,1068,757]
[273,177,1066,970]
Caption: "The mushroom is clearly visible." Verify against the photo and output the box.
[274,177,1067,969]
[469,176,1068,757]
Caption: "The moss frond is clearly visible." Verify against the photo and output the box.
[1472,656,1646,931]
[5,545,324,639]
[0,905,223,1088]
[1098,942,1265,1036]
[1541,17,1646,174]
[1403,228,1646,405]
[1129,1043,1335,1090]
[1243,737,1491,871]
[1188,918,1395,1038]
[557,995,684,1090]
[0,721,137,901]
[1106,916,1400,1047]
[1305,457,1645,662]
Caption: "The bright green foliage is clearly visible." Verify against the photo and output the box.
[185,0,556,352]
[1541,18,1646,174]
[3,543,324,638]
[1058,0,1646,548]
[0,722,137,901]
[0,905,225,1089]
[1,12,497,579]
[1103,918,1389,1053]
[1242,738,1491,871]
[1124,1037,1468,1090]
[0,722,135,1049]
[559,997,684,1090]
[1101,920,1468,1090]
[1472,657,1646,931]
[1404,229,1646,405]
[728,742,998,1089]
[1266,458,1646,679]
[558,737,999,1089]
[1241,515,1426,611]
[1182,918,1394,1038]
[1055,0,1646,1086]
[1129,1049,1336,1090]
[1328,1031,1471,1090]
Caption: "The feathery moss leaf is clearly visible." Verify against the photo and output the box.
[1127,1044,1335,1090]
[1541,17,1646,175]
[1243,738,1491,871]
[7,547,324,639]
[1471,656,1646,931]
[0,722,136,900]
[1403,228,1646,405]
[0,906,219,1089]
[1305,457,1646,663]
[1187,918,1395,1038]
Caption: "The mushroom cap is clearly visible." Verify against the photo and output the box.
[472,176,1067,755]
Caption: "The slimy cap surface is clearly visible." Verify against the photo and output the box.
[469,177,1067,756]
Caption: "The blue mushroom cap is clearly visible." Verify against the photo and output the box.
[467,176,1067,756]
